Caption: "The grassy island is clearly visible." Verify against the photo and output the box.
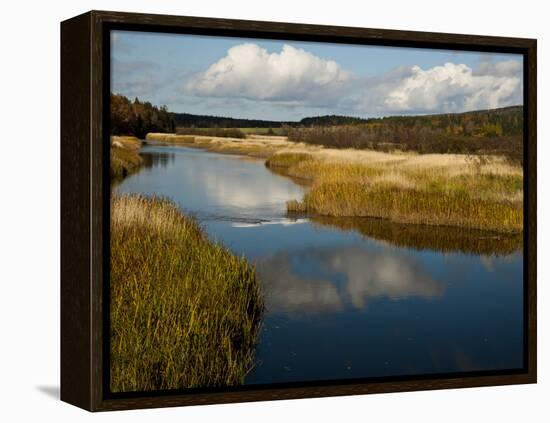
[268,151,522,233]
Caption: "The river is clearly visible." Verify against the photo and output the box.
[114,142,524,385]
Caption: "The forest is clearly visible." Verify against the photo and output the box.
[111,94,176,139]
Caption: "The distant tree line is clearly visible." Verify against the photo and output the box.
[173,113,370,129]
[369,106,523,137]
[173,106,522,135]
[299,115,369,126]
[173,113,289,129]
[286,107,524,166]
[111,94,176,138]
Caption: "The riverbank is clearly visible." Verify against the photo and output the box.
[146,132,295,158]
[110,136,143,179]
[110,194,263,392]
[146,132,523,233]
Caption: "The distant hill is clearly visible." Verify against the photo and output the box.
[298,106,523,136]
[372,106,523,137]
[285,105,523,164]
[172,106,523,137]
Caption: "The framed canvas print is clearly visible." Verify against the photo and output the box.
[60,10,536,411]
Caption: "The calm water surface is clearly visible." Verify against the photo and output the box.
[115,143,524,385]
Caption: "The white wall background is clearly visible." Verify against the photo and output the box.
[0,0,546,420]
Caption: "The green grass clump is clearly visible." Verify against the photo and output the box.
[110,195,263,392]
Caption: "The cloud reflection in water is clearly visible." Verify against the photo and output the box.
[257,246,444,314]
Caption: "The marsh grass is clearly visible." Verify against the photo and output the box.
[269,152,523,233]
[238,127,285,136]
[296,183,522,232]
[265,153,313,169]
[110,195,263,392]
[146,132,286,158]
[144,134,523,233]
[176,127,246,138]
[110,136,143,179]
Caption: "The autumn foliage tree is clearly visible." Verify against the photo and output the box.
[111,94,175,138]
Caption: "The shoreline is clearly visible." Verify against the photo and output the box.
[145,132,524,234]
[109,144,264,392]
[110,135,144,179]
[111,195,263,392]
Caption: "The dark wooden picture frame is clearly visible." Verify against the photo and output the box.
[61,10,537,412]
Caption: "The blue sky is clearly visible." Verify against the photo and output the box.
[111,30,523,121]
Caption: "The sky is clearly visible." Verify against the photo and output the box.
[111,30,523,121]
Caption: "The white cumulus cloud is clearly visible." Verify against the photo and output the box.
[382,62,522,113]
[183,44,522,116]
[185,43,353,105]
